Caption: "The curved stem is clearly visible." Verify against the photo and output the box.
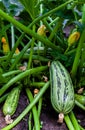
[1,81,50,130]
[48,18,62,41]
[38,96,43,118]
[9,40,31,70]
[71,29,85,79]
[64,114,75,130]
[2,70,21,77]
[75,100,85,110]
[27,25,35,69]
[30,82,45,88]
[6,32,25,67]
[0,93,8,103]
[23,54,50,62]
[26,88,40,130]
[28,112,32,130]
[69,111,80,130]
[0,66,48,96]
[71,4,85,79]
[42,18,52,33]
[82,4,85,25]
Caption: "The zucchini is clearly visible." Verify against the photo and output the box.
[50,61,75,123]
[3,85,22,124]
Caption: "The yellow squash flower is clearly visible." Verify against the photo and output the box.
[37,25,46,36]
[1,37,10,54]
[68,31,80,46]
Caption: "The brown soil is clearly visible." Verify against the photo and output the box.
[0,91,85,130]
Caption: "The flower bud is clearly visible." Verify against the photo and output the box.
[68,31,80,46]
[1,37,10,54]
[37,25,46,36]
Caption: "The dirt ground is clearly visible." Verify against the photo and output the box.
[0,90,85,130]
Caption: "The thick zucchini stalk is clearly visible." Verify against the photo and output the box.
[64,114,75,130]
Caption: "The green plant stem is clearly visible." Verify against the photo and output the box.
[28,112,32,130]
[23,54,50,62]
[14,53,50,62]
[82,4,85,25]
[50,17,60,26]
[26,88,40,130]
[0,66,48,96]
[69,111,80,130]
[15,35,25,47]
[0,9,61,51]
[11,24,15,48]
[79,42,85,68]
[48,18,62,41]
[6,32,25,67]
[30,82,45,88]
[10,40,32,70]
[42,18,52,33]
[75,100,85,110]
[64,46,70,54]
[64,114,75,130]
[65,48,76,56]
[38,97,43,118]
[27,38,35,69]
[0,55,8,61]
[71,28,85,79]
[7,51,50,62]
[79,125,85,130]
[2,70,21,77]
[40,0,44,26]
[1,81,50,130]
[0,93,8,103]
[71,5,85,79]
[27,25,35,69]
[75,94,85,105]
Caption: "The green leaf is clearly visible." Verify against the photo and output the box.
[2,0,24,16]
[19,0,40,19]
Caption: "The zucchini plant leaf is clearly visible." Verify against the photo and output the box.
[2,0,24,16]
[19,0,40,19]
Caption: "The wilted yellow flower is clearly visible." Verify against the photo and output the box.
[15,48,20,54]
[37,25,46,36]
[1,37,6,43]
[1,37,10,54]
[68,31,80,46]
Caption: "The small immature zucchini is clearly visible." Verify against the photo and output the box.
[3,85,22,124]
[50,61,75,123]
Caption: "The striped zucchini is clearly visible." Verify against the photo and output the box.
[50,61,74,122]
[3,86,21,116]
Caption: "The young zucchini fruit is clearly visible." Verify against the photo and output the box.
[50,61,75,123]
[3,85,22,124]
